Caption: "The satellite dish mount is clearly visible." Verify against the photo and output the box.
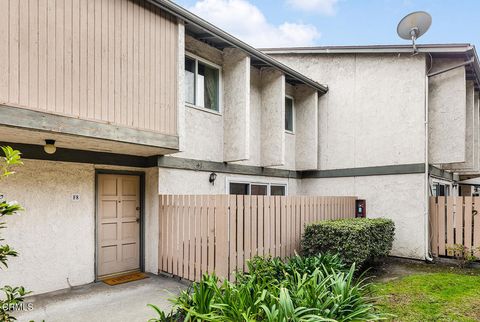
[397,11,432,54]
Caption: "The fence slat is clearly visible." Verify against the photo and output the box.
[195,195,202,281]
[188,195,195,281]
[454,197,464,246]
[228,195,237,281]
[465,197,473,250]
[251,196,258,259]
[275,196,281,257]
[473,197,480,256]
[429,197,438,256]
[178,195,185,279]
[215,195,228,281]
[244,196,252,270]
[446,197,454,250]
[237,195,244,272]
[258,196,264,257]
[201,196,208,276]
[437,197,446,256]
[263,196,272,255]
[208,195,215,275]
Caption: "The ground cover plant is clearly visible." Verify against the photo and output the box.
[149,254,385,321]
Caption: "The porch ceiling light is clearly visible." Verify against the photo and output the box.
[44,139,56,154]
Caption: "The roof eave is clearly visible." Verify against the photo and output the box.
[261,44,475,55]
[147,0,328,94]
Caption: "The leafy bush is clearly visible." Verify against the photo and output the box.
[0,146,30,322]
[149,255,384,321]
[301,218,395,268]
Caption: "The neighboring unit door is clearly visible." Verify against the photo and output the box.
[97,174,141,277]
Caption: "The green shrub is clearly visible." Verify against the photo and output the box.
[149,255,384,321]
[301,218,395,268]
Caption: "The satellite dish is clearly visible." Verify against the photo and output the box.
[397,11,432,53]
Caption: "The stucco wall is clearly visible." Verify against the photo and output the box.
[0,160,159,295]
[445,80,475,170]
[174,106,224,162]
[270,53,426,170]
[158,168,299,195]
[223,48,250,162]
[299,173,425,259]
[429,58,467,165]
[294,85,318,170]
[1,160,95,294]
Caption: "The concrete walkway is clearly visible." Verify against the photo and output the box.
[14,274,187,322]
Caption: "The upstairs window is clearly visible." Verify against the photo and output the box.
[185,55,220,112]
[285,96,294,132]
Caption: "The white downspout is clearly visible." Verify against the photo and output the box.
[425,74,434,262]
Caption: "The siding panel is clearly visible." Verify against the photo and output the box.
[1,0,178,136]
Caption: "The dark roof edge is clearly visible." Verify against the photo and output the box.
[260,43,475,54]
[148,0,328,94]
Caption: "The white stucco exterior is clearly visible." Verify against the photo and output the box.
[429,58,467,165]
[158,168,300,195]
[271,53,426,170]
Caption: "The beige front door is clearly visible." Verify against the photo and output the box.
[97,174,141,277]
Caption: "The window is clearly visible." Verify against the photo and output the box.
[270,185,286,196]
[229,183,249,195]
[228,181,287,196]
[285,96,294,132]
[184,55,220,112]
[251,184,268,195]
[432,182,451,196]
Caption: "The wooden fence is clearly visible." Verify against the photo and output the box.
[429,196,480,257]
[159,195,356,282]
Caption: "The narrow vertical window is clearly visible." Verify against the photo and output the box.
[285,96,294,132]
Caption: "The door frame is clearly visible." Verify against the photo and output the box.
[94,169,145,280]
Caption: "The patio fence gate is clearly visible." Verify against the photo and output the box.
[158,195,356,282]
[429,196,480,257]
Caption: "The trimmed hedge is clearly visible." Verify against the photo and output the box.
[301,218,395,268]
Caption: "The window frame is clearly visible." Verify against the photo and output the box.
[285,95,295,134]
[184,52,223,114]
[227,178,288,196]
[431,178,453,197]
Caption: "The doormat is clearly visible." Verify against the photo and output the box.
[102,272,149,286]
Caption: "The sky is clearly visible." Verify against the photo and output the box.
[175,0,480,48]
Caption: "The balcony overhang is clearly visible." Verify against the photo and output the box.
[0,104,179,156]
